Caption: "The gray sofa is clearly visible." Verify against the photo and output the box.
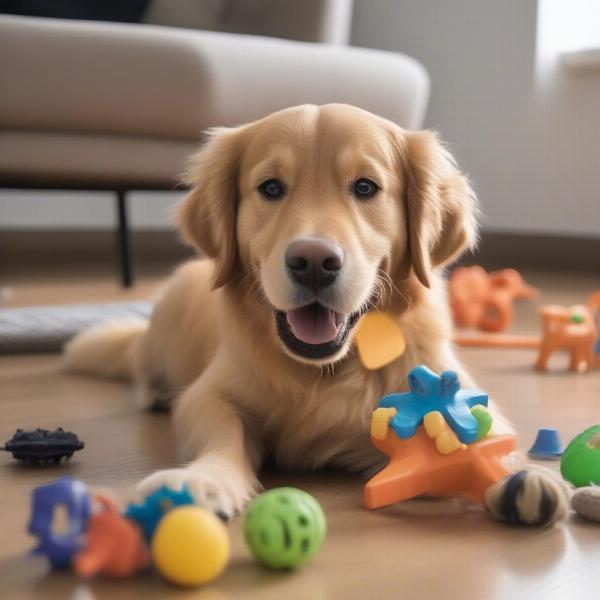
[0,0,429,285]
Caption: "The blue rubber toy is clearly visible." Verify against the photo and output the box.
[378,365,488,444]
[528,428,563,459]
[125,484,195,541]
[28,477,91,569]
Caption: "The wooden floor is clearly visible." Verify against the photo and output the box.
[1,263,600,599]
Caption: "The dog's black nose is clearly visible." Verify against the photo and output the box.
[285,237,344,289]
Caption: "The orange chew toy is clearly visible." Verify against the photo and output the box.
[453,333,540,349]
[364,427,516,509]
[73,495,149,578]
[536,304,599,373]
[450,266,537,333]
[355,311,406,370]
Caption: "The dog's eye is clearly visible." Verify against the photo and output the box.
[258,178,285,200]
[352,178,379,200]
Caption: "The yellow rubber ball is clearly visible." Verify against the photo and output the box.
[151,506,230,587]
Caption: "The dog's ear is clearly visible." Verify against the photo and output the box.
[178,127,246,289]
[400,130,478,288]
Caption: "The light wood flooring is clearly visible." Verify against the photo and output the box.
[1,262,599,599]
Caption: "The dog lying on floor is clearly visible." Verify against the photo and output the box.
[65,104,567,526]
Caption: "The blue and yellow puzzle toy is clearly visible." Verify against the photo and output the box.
[377,365,491,447]
[366,365,516,509]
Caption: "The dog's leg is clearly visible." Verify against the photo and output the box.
[134,378,262,520]
[133,373,176,411]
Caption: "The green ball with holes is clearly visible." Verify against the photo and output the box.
[243,487,326,569]
[561,425,600,487]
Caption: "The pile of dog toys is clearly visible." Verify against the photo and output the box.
[363,365,600,524]
[449,266,600,373]
[27,477,326,587]
[14,373,600,592]
[526,424,600,522]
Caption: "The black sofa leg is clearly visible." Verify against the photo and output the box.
[115,190,134,287]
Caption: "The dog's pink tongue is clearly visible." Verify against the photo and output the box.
[286,304,340,345]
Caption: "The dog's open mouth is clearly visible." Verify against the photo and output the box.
[275,302,361,360]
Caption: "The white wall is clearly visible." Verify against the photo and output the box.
[351,0,600,236]
[2,0,599,235]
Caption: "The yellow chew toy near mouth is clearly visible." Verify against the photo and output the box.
[355,311,406,370]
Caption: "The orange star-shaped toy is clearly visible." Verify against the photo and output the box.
[364,426,516,509]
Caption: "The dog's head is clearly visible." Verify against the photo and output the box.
[180,104,477,365]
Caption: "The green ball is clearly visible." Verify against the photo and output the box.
[243,487,326,569]
[561,425,600,487]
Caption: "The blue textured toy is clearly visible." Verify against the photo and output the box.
[28,477,91,569]
[378,365,488,444]
[125,484,195,541]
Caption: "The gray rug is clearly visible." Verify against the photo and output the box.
[0,302,152,354]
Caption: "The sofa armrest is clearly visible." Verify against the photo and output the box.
[198,31,429,130]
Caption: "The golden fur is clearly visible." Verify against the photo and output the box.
[65,104,567,524]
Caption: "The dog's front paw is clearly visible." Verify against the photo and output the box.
[484,469,570,526]
[134,462,259,521]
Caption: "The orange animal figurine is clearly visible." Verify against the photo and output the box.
[450,266,537,332]
[536,304,599,373]
[364,366,516,509]
[73,494,149,578]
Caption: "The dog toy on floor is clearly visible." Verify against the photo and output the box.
[374,366,491,445]
[74,494,149,578]
[536,304,599,373]
[125,484,195,541]
[244,487,326,569]
[28,477,91,569]
[152,506,230,586]
[528,428,563,460]
[571,486,600,522]
[449,266,537,333]
[26,477,230,586]
[561,425,600,487]
[365,366,516,509]
[25,476,326,585]
[2,427,84,464]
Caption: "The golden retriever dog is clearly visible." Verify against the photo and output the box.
[65,104,567,525]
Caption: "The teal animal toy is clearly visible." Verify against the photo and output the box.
[125,484,195,541]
